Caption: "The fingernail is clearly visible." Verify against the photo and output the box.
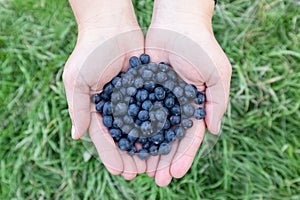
[71,125,76,139]
[216,121,222,134]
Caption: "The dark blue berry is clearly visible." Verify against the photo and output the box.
[150,132,164,145]
[174,126,185,139]
[165,130,176,142]
[183,104,195,117]
[148,62,158,72]
[156,72,167,83]
[122,74,134,87]
[154,87,166,101]
[142,100,153,110]
[96,101,105,113]
[135,119,143,126]
[128,129,139,143]
[103,83,114,95]
[137,137,147,144]
[118,138,131,151]
[173,86,184,98]
[149,144,159,156]
[141,121,153,136]
[171,104,181,115]
[91,94,101,104]
[121,125,132,134]
[120,87,127,96]
[129,56,141,68]
[181,118,193,129]
[111,92,123,104]
[138,110,150,121]
[167,70,178,81]
[158,63,170,72]
[143,81,156,92]
[128,104,139,117]
[155,110,167,121]
[184,84,197,99]
[136,89,149,102]
[140,54,151,64]
[170,115,181,125]
[113,117,124,128]
[143,141,151,149]
[194,107,206,120]
[194,92,206,105]
[103,116,113,128]
[109,128,122,141]
[134,77,144,89]
[127,87,137,96]
[137,149,149,160]
[142,70,154,81]
[163,119,171,130]
[100,92,110,101]
[114,102,127,116]
[111,76,121,87]
[123,115,133,124]
[164,96,175,108]
[163,80,175,91]
[149,93,156,101]
[103,102,112,115]
[128,146,137,156]
[179,81,187,88]
[159,142,171,155]
[179,97,188,105]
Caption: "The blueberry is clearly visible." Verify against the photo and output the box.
[114,102,128,116]
[158,63,170,72]
[144,81,156,92]
[142,100,153,111]
[170,115,181,125]
[149,144,159,156]
[129,56,141,68]
[171,104,181,116]
[142,70,154,81]
[158,142,171,155]
[194,107,206,120]
[122,74,134,87]
[127,67,138,75]
[173,86,184,98]
[140,54,151,64]
[163,80,175,91]
[109,128,122,141]
[174,126,185,139]
[103,116,113,128]
[138,149,150,160]
[143,141,151,149]
[153,101,164,108]
[128,129,139,143]
[100,92,110,101]
[165,130,176,143]
[113,117,124,128]
[138,110,150,121]
[184,84,197,99]
[111,92,123,104]
[128,104,139,117]
[137,137,148,145]
[194,92,206,105]
[127,87,137,96]
[135,119,143,126]
[121,125,132,134]
[179,81,187,88]
[118,138,131,151]
[183,104,195,118]
[103,83,114,95]
[134,77,144,89]
[148,62,159,72]
[149,110,156,121]
[164,96,175,108]
[156,72,168,83]
[136,89,149,102]
[96,101,105,113]
[154,87,166,101]
[155,110,167,121]
[167,70,178,81]
[123,115,133,124]
[128,146,137,156]
[91,94,101,104]
[111,76,121,87]
[149,93,156,101]
[181,118,193,129]
[120,87,127,96]
[141,121,153,136]
[163,119,171,130]
[150,132,164,145]
[103,102,112,115]
[179,97,188,105]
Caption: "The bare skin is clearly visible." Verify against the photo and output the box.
[63,0,232,186]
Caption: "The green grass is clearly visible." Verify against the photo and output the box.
[1,0,300,199]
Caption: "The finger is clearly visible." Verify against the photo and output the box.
[119,150,138,180]
[146,155,160,178]
[155,140,179,187]
[63,56,91,140]
[89,113,123,175]
[133,155,146,174]
[171,119,205,178]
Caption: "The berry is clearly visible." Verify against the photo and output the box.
[129,56,141,68]
[118,138,131,151]
[148,62,158,72]
[140,54,151,64]
[164,96,175,108]
[122,73,134,87]
[184,84,197,99]
[114,102,127,116]
[150,132,164,145]
[113,117,124,128]
[143,81,156,92]
[159,142,171,155]
[128,104,139,117]
[127,87,137,96]
[136,89,149,102]
[141,121,153,136]
[171,104,181,116]
[154,87,166,101]
[138,110,150,121]
[135,119,142,126]
[155,109,167,121]
[96,101,105,113]
[163,80,175,91]
[143,141,151,149]
[91,94,101,104]
[134,77,144,89]
[167,70,178,81]
[163,119,171,130]
[182,104,195,118]
[103,116,113,128]
[121,125,132,134]
[100,92,110,101]
[170,115,181,125]
[109,128,122,141]
[103,102,112,115]
[103,83,114,95]
[194,107,206,120]
[156,72,168,83]
[142,100,153,111]
[138,149,150,160]
[173,86,184,98]
[120,87,127,96]
[128,129,139,143]
[179,97,188,105]
[142,70,153,81]
[165,130,176,142]
[123,115,133,124]
[181,118,193,129]
[149,93,156,101]
[128,146,137,156]
[111,92,122,104]
[158,63,169,72]
[194,92,206,105]
[137,137,147,145]
[149,144,159,156]
[174,126,185,139]
[111,76,121,87]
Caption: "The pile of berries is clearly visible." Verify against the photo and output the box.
[91,54,206,160]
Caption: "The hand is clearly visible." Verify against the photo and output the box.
[63,0,146,180]
[145,0,232,186]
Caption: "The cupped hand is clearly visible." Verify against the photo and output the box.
[145,0,232,186]
[63,0,146,180]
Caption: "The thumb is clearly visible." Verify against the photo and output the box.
[63,50,91,140]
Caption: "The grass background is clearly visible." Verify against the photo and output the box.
[1,0,299,199]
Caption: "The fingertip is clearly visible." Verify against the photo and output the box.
[155,170,172,187]
[147,171,155,178]
[171,155,194,179]
[206,118,221,135]
[107,167,123,176]
[122,173,137,180]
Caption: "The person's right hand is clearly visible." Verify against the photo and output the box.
[63,0,145,180]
